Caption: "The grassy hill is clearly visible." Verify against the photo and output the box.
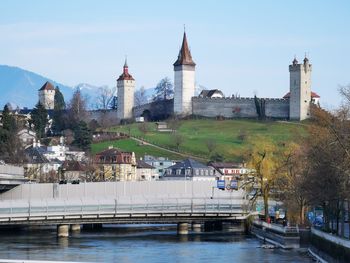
[91,119,307,161]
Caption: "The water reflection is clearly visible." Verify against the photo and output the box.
[0,224,313,263]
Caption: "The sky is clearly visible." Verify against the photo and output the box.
[1,0,350,109]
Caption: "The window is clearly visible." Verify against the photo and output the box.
[160,162,163,166]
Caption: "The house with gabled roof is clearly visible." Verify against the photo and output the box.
[95,146,137,181]
[163,158,215,181]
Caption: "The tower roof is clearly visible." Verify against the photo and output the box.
[39,81,55,91]
[173,32,196,67]
[117,60,134,81]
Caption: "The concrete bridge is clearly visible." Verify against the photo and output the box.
[0,181,251,236]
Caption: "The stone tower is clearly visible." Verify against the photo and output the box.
[173,32,196,116]
[38,81,56,110]
[289,56,312,120]
[117,59,135,120]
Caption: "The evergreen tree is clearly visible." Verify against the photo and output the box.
[31,102,48,138]
[0,105,24,163]
[52,87,66,134]
[72,121,92,151]
[2,105,16,132]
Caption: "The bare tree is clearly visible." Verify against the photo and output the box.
[206,139,217,155]
[153,77,174,101]
[134,86,147,107]
[168,117,181,132]
[96,86,116,110]
[66,89,88,126]
[173,133,184,151]
[138,122,149,140]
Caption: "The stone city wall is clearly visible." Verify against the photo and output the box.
[192,97,289,119]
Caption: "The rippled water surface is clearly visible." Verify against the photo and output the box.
[0,225,313,262]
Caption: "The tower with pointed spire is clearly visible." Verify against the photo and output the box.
[288,55,312,120]
[173,31,196,116]
[117,59,135,120]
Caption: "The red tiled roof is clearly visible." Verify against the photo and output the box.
[39,81,55,91]
[117,61,134,81]
[283,91,320,99]
[173,32,196,67]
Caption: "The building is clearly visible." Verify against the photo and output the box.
[208,162,250,181]
[173,32,196,116]
[288,57,312,120]
[94,147,137,181]
[130,32,319,122]
[199,89,224,98]
[24,143,61,181]
[38,81,56,110]
[136,159,158,181]
[117,59,135,120]
[61,160,87,182]
[283,91,320,106]
[17,128,36,146]
[163,158,216,181]
[143,155,176,177]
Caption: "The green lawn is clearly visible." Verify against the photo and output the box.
[91,138,184,160]
[99,119,306,162]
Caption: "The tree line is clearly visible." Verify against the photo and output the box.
[245,86,350,238]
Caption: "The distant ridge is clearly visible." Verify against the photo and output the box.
[0,65,73,109]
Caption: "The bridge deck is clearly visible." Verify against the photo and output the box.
[0,197,248,225]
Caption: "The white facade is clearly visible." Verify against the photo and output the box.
[17,129,36,146]
[289,58,312,121]
[136,168,159,181]
[39,89,55,110]
[174,65,195,115]
[117,75,135,120]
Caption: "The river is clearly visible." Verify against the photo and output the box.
[0,224,313,262]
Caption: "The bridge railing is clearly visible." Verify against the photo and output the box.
[0,197,248,220]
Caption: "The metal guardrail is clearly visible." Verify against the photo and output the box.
[0,197,248,224]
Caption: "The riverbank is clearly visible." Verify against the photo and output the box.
[250,220,350,262]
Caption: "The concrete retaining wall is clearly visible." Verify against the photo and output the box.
[311,227,350,263]
[251,220,300,249]
[0,181,245,201]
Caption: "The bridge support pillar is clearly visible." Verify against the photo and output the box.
[70,224,81,232]
[57,224,69,237]
[192,223,201,233]
[177,223,188,235]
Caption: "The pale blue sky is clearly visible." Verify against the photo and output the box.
[1,0,350,108]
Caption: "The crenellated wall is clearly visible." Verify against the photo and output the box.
[192,97,289,119]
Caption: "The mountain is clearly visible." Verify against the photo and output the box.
[0,65,74,109]
[0,64,203,110]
